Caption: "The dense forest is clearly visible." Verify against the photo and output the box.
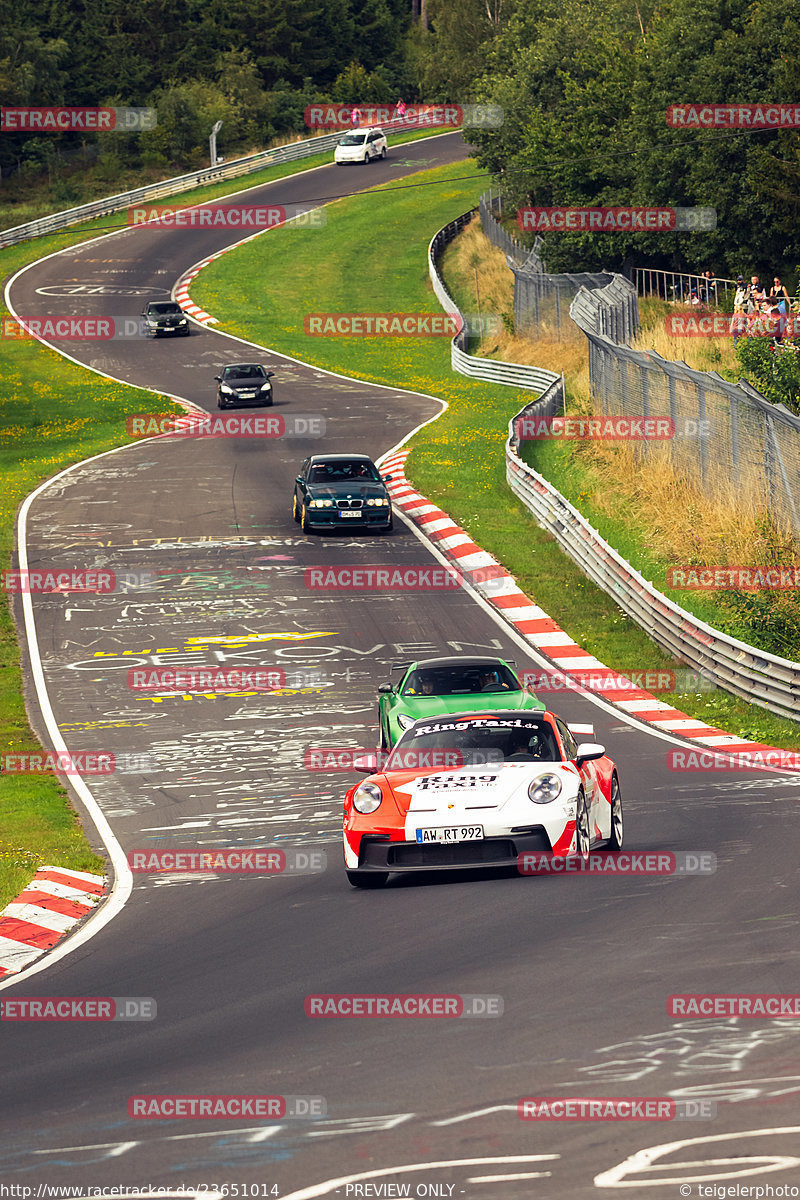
[1,0,798,274]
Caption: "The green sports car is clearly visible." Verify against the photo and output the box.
[377,655,546,748]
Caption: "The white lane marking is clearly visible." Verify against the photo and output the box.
[280,1157,561,1200]
[468,1173,553,1182]
[594,1126,800,1188]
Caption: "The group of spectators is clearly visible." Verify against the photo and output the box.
[675,268,797,346]
[731,274,796,345]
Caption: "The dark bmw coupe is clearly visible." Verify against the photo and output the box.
[292,454,393,533]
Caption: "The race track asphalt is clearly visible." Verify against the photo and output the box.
[3,131,800,1198]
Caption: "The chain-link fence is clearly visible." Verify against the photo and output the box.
[479,191,632,338]
[480,189,800,530]
[571,284,800,530]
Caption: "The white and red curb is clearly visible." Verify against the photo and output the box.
[0,866,106,977]
[383,447,783,759]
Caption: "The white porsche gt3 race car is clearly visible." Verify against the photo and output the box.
[342,711,623,887]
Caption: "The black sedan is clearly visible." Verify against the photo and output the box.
[292,454,393,533]
[141,301,190,337]
[214,363,276,409]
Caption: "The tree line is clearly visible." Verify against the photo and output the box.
[1,0,797,278]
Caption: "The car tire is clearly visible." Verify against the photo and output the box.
[575,788,591,859]
[364,153,370,163]
[292,492,301,523]
[380,146,387,159]
[607,773,623,849]
[382,513,393,533]
[379,717,390,751]
[346,871,388,889]
[264,398,273,406]
[301,502,312,534]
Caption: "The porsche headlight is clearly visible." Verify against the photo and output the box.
[528,773,562,804]
[352,782,383,814]
[397,713,415,729]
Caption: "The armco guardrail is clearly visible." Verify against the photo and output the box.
[506,400,800,721]
[428,209,561,397]
[0,117,426,250]
[442,195,800,720]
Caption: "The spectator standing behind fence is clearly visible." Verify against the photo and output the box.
[767,276,791,343]
[394,99,406,120]
[350,107,362,127]
[731,275,749,344]
[699,269,715,304]
[749,275,765,306]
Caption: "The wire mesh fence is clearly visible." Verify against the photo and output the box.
[571,285,800,531]
[479,189,800,531]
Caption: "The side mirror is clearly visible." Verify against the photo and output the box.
[266,371,275,379]
[377,683,393,694]
[381,474,393,483]
[569,723,595,739]
[575,742,605,765]
[353,753,379,773]
[214,376,221,382]
[295,476,303,484]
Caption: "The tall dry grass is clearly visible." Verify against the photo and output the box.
[445,216,800,569]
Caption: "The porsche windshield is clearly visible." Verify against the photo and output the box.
[392,717,560,764]
[402,663,519,696]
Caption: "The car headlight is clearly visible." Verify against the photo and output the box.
[396,713,415,729]
[177,317,187,324]
[310,498,334,508]
[258,382,272,391]
[352,782,383,814]
[220,384,234,394]
[528,773,562,804]
[366,497,389,506]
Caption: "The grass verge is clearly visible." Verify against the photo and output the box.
[192,174,800,748]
